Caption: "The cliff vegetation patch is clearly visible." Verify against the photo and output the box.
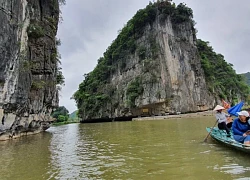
[197,39,250,104]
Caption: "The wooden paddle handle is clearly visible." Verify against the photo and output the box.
[204,120,218,142]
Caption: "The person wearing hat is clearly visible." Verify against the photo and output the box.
[214,105,231,137]
[232,110,250,145]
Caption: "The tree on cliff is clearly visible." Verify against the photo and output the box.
[51,106,69,122]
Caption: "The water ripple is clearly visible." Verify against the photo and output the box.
[2,119,250,179]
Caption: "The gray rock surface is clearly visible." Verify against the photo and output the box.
[0,0,59,140]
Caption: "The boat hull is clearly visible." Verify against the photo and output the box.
[206,127,250,153]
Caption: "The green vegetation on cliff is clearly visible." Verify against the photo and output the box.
[51,107,80,125]
[126,77,144,108]
[197,40,250,103]
[74,1,194,118]
[51,106,69,122]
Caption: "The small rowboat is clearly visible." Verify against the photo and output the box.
[206,127,250,153]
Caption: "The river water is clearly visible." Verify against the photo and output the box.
[1,117,250,180]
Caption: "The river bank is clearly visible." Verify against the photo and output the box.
[80,111,215,123]
[52,121,79,126]
[132,110,214,121]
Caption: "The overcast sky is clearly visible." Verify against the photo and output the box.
[57,0,250,113]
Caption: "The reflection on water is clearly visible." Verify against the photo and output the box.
[0,132,53,180]
[1,117,250,179]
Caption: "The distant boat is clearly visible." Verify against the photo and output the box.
[206,127,250,153]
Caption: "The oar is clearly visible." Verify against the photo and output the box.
[204,120,218,142]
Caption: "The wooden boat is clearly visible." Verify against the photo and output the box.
[206,127,250,153]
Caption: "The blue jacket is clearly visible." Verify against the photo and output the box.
[232,118,250,136]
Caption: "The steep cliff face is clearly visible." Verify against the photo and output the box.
[74,2,215,120]
[0,0,60,140]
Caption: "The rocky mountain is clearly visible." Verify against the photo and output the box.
[0,0,61,140]
[241,72,250,86]
[74,1,248,121]
[74,1,213,120]
[69,110,78,121]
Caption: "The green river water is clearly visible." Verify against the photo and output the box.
[1,117,250,180]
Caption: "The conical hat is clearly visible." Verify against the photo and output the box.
[213,105,225,111]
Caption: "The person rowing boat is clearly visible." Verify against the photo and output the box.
[214,105,231,137]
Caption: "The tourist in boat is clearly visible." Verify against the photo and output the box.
[232,111,250,145]
[214,105,231,137]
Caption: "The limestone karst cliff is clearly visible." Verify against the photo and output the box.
[74,1,249,121]
[74,2,213,120]
[0,0,61,140]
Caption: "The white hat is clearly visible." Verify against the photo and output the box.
[213,105,225,111]
[237,111,250,117]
